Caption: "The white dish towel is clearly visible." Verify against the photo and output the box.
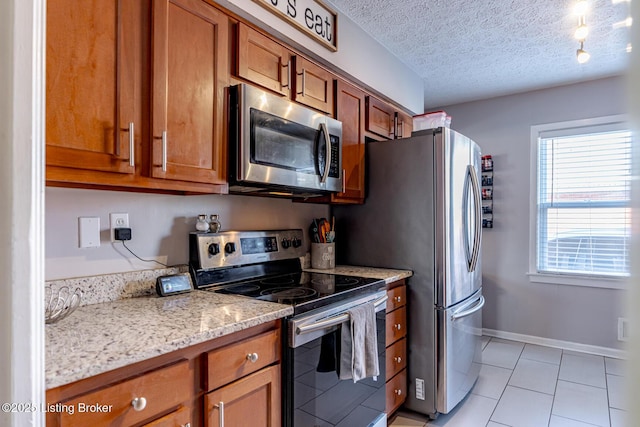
[339,302,379,382]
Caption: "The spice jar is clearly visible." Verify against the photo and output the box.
[195,214,209,232]
[209,214,221,233]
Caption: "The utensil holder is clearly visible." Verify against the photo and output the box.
[311,243,335,269]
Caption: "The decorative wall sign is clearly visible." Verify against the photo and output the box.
[253,0,338,51]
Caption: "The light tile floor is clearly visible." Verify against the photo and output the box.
[390,336,627,427]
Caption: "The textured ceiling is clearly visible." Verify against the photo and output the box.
[327,0,632,108]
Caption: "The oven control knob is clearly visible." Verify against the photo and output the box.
[281,238,291,249]
[292,237,302,248]
[208,243,220,256]
[225,242,236,254]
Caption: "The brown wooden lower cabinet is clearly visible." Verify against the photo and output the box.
[386,280,407,418]
[142,406,191,427]
[46,321,280,427]
[204,365,280,427]
[386,369,407,416]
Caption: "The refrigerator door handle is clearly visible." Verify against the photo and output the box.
[464,165,482,272]
[451,295,485,321]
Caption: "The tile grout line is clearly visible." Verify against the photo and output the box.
[484,336,524,426]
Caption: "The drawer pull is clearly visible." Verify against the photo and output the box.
[131,397,147,411]
[394,296,402,303]
[246,352,259,363]
[395,323,402,331]
[215,401,225,427]
[394,389,403,396]
[394,356,402,364]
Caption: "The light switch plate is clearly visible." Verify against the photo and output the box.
[78,217,101,248]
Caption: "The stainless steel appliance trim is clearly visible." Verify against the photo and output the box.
[468,164,482,272]
[191,229,305,270]
[320,122,331,183]
[289,290,387,348]
[450,295,485,320]
[234,84,342,192]
[295,294,388,335]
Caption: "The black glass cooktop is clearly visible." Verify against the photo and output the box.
[210,272,385,314]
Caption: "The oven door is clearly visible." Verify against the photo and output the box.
[234,84,342,192]
[284,292,387,427]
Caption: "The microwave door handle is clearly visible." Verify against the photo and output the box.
[320,122,331,183]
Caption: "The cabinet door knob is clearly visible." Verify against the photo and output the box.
[395,323,402,331]
[246,352,259,363]
[131,397,147,411]
[394,389,402,396]
[394,356,402,364]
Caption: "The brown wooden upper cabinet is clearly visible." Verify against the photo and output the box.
[365,95,413,140]
[332,79,366,203]
[46,0,138,176]
[151,0,229,185]
[237,21,292,98]
[236,23,334,116]
[396,111,414,139]
[46,0,229,193]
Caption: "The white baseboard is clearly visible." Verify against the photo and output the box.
[483,328,628,360]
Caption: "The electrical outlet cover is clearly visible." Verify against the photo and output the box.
[110,213,129,242]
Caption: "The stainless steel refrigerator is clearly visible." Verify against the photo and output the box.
[333,127,484,419]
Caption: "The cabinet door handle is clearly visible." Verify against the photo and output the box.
[394,356,402,364]
[394,296,402,303]
[131,397,147,411]
[282,60,290,89]
[341,169,346,193]
[181,424,191,427]
[395,323,402,331]
[246,352,259,363]
[214,401,224,427]
[394,389,402,396]
[128,122,135,167]
[161,130,167,172]
[297,68,306,96]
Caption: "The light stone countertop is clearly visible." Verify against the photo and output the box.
[45,264,410,390]
[45,291,292,389]
[303,265,413,283]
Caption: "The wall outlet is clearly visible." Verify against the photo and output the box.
[110,213,129,242]
[618,317,629,342]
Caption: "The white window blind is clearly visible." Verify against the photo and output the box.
[536,128,632,277]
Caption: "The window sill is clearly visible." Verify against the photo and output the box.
[527,272,628,290]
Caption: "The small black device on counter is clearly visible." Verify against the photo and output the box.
[156,273,193,297]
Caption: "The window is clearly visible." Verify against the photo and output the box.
[530,116,631,286]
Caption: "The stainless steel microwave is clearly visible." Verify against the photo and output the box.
[228,84,342,198]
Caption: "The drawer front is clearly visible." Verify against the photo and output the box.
[386,338,407,379]
[60,360,190,427]
[142,405,190,427]
[207,329,280,391]
[386,369,407,415]
[386,286,406,312]
[386,306,407,346]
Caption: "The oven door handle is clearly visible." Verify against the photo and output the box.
[295,295,388,335]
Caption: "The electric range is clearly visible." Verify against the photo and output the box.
[188,229,385,315]
[189,229,388,427]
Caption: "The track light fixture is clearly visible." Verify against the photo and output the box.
[574,1,590,63]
